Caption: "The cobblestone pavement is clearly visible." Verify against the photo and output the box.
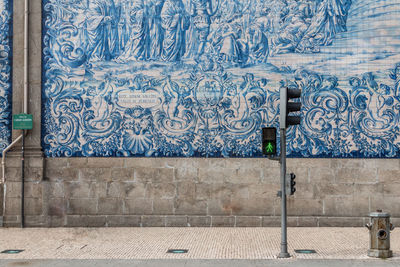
[0,228,399,261]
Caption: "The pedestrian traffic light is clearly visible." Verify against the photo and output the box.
[262,127,276,156]
[288,173,296,195]
[280,87,302,129]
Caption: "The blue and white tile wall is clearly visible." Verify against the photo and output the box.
[0,0,12,154]
[42,0,400,158]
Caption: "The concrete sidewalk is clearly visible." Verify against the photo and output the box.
[0,228,399,261]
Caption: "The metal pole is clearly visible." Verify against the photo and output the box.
[24,0,29,114]
[21,0,29,229]
[278,128,290,258]
[21,131,25,228]
[1,0,29,221]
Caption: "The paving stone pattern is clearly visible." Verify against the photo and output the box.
[0,228,399,260]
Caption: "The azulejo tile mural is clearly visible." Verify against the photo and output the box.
[0,0,12,153]
[42,0,400,157]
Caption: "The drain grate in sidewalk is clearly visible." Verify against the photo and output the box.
[295,249,317,254]
[1,250,24,254]
[167,249,188,254]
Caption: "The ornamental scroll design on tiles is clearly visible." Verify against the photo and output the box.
[42,0,400,157]
[0,0,12,153]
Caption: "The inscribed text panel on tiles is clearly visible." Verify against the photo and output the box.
[42,0,400,157]
[0,0,12,154]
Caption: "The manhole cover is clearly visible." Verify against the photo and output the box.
[167,249,188,254]
[1,250,24,254]
[295,249,317,254]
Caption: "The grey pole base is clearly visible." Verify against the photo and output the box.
[277,252,291,258]
[368,249,392,258]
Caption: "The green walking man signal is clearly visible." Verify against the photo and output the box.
[262,127,277,156]
[265,142,275,154]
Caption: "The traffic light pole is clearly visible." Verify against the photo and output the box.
[278,128,290,258]
[275,86,301,258]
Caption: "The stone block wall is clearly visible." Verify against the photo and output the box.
[2,156,399,227]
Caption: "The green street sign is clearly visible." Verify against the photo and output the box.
[13,113,33,130]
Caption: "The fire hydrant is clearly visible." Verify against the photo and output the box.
[365,210,395,258]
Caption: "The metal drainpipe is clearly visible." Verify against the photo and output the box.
[1,0,29,226]
[23,0,28,115]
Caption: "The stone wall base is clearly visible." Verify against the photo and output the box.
[2,157,400,228]
[3,215,398,227]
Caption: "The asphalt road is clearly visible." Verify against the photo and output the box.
[1,259,400,267]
